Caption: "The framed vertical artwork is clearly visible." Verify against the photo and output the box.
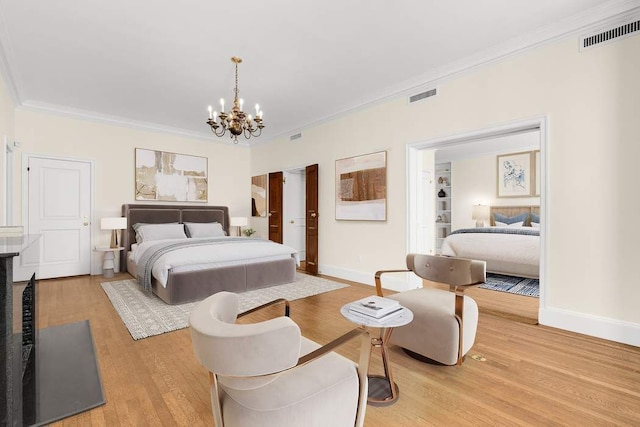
[135,148,208,202]
[251,175,268,217]
[335,151,387,221]
[496,151,533,198]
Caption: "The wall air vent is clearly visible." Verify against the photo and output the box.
[409,88,437,104]
[581,19,640,50]
[289,132,302,141]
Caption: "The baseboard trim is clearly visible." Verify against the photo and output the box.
[539,307,640,347]
[318,264,420,293]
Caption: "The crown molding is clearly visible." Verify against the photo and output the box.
[17,100,251,147]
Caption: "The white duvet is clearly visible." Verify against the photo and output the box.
[131,237,299,286]
[440,231,539,278]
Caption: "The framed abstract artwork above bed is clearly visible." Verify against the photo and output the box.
[496,151,534,198]
[135,148,208,202]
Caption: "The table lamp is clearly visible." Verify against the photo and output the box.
[230,216,248,236]
[101,217,127,248]
[471,205,490,228]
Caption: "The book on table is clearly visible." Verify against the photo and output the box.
[349,295,403,319]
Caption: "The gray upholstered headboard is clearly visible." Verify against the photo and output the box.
[120,204,230,266]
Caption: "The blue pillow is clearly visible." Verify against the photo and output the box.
[494,213,529,225]
[530,213,540,223]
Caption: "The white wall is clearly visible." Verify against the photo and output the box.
[251,34,640,345]
[0,73,15,225]
[11,109,250,274]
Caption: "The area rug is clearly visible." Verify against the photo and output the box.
[479,273,539,297]
[101,274,348,340]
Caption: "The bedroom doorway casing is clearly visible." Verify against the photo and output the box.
[406,116,548,314]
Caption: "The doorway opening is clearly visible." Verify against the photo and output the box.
[407,117,547,323]
[283,168,306,265]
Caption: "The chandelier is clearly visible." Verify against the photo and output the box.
[206,56,264,144]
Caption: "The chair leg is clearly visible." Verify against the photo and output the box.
[209,372,224,427]
[453,291,465,366]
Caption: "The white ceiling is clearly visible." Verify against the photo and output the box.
[0,1,638,145]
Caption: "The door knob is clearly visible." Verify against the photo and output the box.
[83,216,89,226]
[290,220,295,224]
[310,212,317,218]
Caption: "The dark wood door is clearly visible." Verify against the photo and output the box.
[305,164,319,275]
[268,172,283,243]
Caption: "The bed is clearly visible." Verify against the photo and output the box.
[120,204,298,304]
[440,206,540,278]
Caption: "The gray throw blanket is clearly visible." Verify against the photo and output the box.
[450,227,539,237]
[136,237,264,292]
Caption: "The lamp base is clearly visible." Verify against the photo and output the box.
[110,230,119,248]
[475,220,485,228]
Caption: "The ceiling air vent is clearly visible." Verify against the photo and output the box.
[289,132,302,141]
[581,19,640,50]
[409,88,437,104]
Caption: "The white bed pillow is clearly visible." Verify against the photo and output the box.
[133,223,187,243]
[531,222,540,229]
[184,222,226,238]
[495,221,524,228]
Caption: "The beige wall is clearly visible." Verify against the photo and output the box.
[252,34,640,344]
[11,109,250,273]
[0,73,15,225]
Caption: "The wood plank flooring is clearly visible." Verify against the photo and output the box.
[25,273,640,426]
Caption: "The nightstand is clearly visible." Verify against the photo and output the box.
[95,247,124,278]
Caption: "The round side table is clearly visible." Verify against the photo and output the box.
[340,302,413,406]
[94,247,124,278]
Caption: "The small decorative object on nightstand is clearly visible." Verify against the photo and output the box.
[242,228,256,237]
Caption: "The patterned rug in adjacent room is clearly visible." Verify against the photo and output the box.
[479,273,539,297]
[101,275,348,340]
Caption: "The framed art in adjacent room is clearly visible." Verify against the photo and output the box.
[496,151,534,198]
[335,151,387,221]
[135,148,208,202]
[251,174,268,217]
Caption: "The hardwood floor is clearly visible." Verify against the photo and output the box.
[27,273,640,426]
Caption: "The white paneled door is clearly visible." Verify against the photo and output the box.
[24,156,92,279]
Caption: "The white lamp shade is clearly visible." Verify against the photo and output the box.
[101,217,127,230]
[230,216,248,227]
[471,205,490,220]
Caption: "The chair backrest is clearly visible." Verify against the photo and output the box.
[189,291,302,389]
[406,254,486,286]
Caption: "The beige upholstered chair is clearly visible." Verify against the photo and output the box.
[375,254,486,366]
[190,292,371,427]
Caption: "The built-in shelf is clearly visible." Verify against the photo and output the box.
[435,162,452,253]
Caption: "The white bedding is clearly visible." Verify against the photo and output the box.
[440,230,539,278]
[131,237,299,287]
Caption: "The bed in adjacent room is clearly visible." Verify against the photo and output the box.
[440,206,540,278]
[120,204,299,304]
